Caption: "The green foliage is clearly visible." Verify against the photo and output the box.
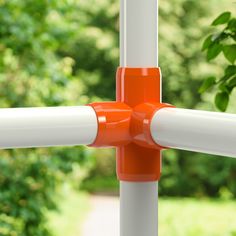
[0,1,94,235]
[207,43,223,61]
[215,92,229,112]
[58,0,119,100]
[212,12,231,26]
[0,214,23,236]
[81,149,119,193]
[198,76,216,93]
[0,147,91,236]
[201,11,236,111]
[223,44,236,64]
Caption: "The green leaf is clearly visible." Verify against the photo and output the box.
[198,76,216,93]
[227,18,236,31]
[202,35,213,51]
[218,74,231,84]
[232,35,236,42]
[212,12,231,26]
[225,65,236,77]
[223,44,236,64]
[218,83,231,93]
[215,92,229,112]
[207,43,222,61]
[212,32,228,42]
[228,76,236,87]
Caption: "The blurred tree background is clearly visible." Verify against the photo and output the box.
[0,0,235,235]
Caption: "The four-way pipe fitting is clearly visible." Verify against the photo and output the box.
[88,67,173,182]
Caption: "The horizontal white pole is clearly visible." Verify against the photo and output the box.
[120,0,158,67]
[120,181,158,236]
[151,108,236,158]
[0,106,98,149]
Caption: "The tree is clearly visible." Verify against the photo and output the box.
[0,1,93,235]
[200,11,236,111]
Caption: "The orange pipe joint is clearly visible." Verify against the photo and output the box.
[88,67,174,182]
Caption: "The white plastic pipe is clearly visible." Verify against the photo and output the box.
[151,108,236,158]
[0,106,98,149]
[120,0,158,67]
[120,181,158,236]
[120,1,159,236]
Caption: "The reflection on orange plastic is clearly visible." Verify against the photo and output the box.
[89,102,132,147]
[89,67,173,182]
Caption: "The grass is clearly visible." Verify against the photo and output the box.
[81,176,119,194]
[48,187,236,236]
[159,198,236,236]
[47,185,90,236]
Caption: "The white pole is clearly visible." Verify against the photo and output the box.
[120,0,158,67]
[120,182,158,236]
[0,106,98,149]
[151,107,236,158]
[120,0,158,236]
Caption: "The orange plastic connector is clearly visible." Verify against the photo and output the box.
[89,67,173,182]
[89,102,132,147]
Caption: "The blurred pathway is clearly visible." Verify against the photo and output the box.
[81,195,119,236]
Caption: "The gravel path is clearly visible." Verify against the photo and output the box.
[81,195,120,236]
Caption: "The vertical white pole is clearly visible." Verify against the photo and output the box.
[120,182,158,236]
[120,0,159,236]
[120,0,158,67]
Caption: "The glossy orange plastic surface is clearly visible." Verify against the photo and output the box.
[131,102,172,149]
[88,67,174,182]
[89,102,132,147]
[117,67,163,182]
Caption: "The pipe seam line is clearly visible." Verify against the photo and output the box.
[88,67,174,182]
